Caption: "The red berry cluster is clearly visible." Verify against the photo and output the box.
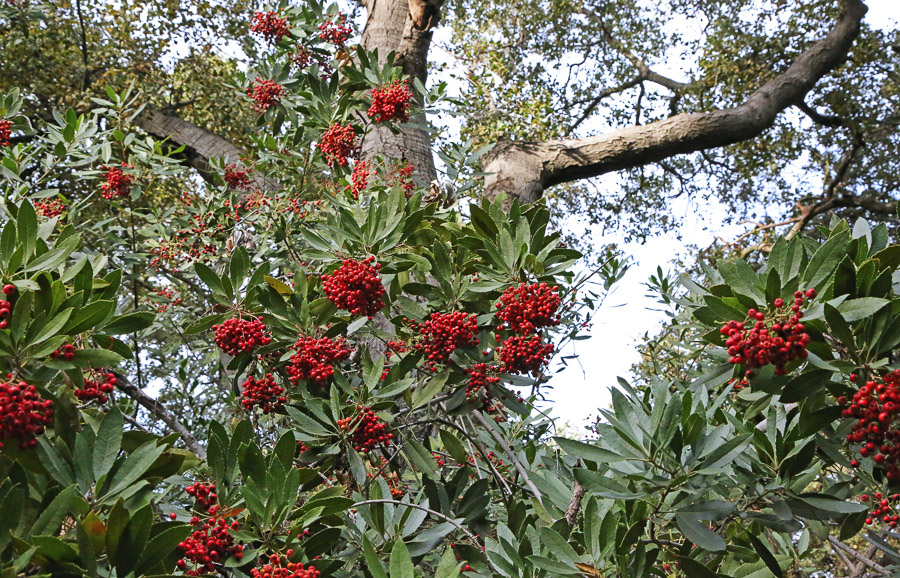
[34,198,65,218]
[720,289,816,376]
[338,405,393,452]
[213,317,271,356]
[367,80,412,123]
[247,78,284,111]
[186,482,218,509]
[0,290,13,330]
[291,48,333,75]
[0,119,10,147]
[388,162,415,194]
[859,492,900,527]
[465,363,500,399]
[74,371,117,404]
[145,286,182,313]
[100,163,134,200]
[496,283,561,334]
[412,312,479,370]
[0,379,53,450]
[241,373,287,414]
[499,335,554,376]
[286,335,351,387]
[50,344,76,361]
[317,123,357,167]
[322,257,385,318]
[251,553,321,578]
[345,160,370,199]
[841,370,900,481]
[224,163,252,190]
[176,517,242,575]
[250,11,289,44]
[318,13,351,44]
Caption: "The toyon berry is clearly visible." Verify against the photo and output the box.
[213,317,271,356]
[251,553,321,578]
[317,123,358,167]
[286,335,351,387]
[177,516,242,575]
[100,163,134,200]
[0,379,54,449]
[345,160,371,199]
[1,284,14,296]
[367,80,413,124]
[321,256,385,318]
[0,119,10,147]
[843,370,900,482]
[73,371,117,405]
[499,334,554,376]
[224,163,252,190]
[412,311,480,370]
[720,292,814,376]
[318,12,351,44]
[241,373,287,414]
[185,481,218,509]
[247,78,284,112]
[34,198,65,218]
[338,405,393,452]
[250,10,290,44]
[495,282,561,334]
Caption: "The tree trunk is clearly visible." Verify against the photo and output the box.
[483,0,868,204]
[359,0,443,184]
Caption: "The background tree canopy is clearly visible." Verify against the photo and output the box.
[0,0,900,577]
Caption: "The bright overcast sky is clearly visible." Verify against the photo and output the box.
[528,0,900,428]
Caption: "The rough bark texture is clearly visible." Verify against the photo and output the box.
[483,0,868,204]
[359,0,442,184]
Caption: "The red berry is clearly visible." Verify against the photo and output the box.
[367,80,413,124]
[321,257,385,318]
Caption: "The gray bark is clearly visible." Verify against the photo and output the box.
[483,0,868,204]
[359,0,443,184]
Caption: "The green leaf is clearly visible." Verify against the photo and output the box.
[194,262,226,296]
[675,556,720,578]
[675,513,726,552]
[748,533,784,577]
[17,200,38,258]
[33,485,79,536]
[836,297,890,323]
[698,434,751,471]
[363,536,389,578]
[29,307,72,346]
[573,469,642,500]
[553,437,629,463]
[435,548,461,578]
[229,246,249,290]
[264,275,293,295]
[404,438,440,479]
[411,369,449,409]
[104,441,167,498]
[136,524,192,572]
[93,407,124,480]
[64,300,115,334]
[389,539,415,578]
[102,311,155,334]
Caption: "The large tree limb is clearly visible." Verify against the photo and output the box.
[134,104,273,191]
[484,0,868,203]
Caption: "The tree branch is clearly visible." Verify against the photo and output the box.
[470,411,543,505]
[484,0,868,203]
[828,536,890,576]
[112,370,207,459]
[133,104,273,191]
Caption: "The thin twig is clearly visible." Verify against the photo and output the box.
[113,371,207,459]
[470,411,543,505]
[827,536,890,575]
